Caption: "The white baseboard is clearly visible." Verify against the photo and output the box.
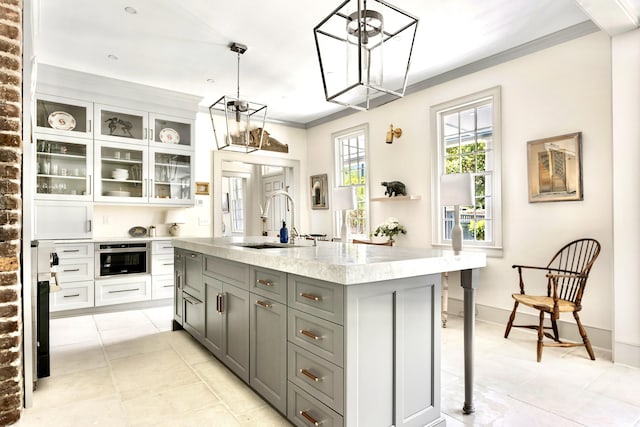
[614,341,640,368]
[446,298,612,351]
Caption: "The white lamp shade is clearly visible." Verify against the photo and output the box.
[333,186,357,211]
[440,173,474,206]
[165,209,187,225]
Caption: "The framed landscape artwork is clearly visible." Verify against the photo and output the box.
[310,174,328,209]
[527,132,583,203]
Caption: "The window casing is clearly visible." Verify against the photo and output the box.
[229,176,245,234]
[333,124,369,239]
[431,87,502,252]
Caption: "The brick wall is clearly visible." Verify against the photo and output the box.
[0,0,22,425]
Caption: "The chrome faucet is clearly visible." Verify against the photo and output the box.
[260,190,296,244]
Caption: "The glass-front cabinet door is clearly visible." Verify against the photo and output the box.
[94,104,148,144]
[149,113,194,150]
[94,141,149,203]
[35,135,92,200]
[35,94,93,139]
[150,148,194,205]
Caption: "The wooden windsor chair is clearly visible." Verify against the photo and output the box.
[504,238,601,362]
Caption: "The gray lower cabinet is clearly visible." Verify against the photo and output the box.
[204,276,250,383]
[250,293,287,413]
[173,249,184,326]
[173,253,443,427]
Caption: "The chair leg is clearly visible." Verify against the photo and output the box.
[537,310,545,362]
[551,316,560,342]
[504,301,519,338]
[573,312,596,360]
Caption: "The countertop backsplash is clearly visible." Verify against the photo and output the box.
[93,204,209,239]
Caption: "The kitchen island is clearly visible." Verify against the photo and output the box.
[172,237,486,427]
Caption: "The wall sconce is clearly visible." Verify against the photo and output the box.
[386,124,402,144]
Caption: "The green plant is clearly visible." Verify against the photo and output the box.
[468,219,485,241]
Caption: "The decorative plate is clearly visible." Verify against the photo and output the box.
[48,111,77,131]
[128,226,147,237]
[159,128,180,144]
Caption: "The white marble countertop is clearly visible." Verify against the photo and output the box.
[173,236,487,285]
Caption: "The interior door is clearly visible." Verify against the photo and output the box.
[262,173,286,236]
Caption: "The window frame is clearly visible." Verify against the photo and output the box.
[431,86,503,255]
[332,123,370,240]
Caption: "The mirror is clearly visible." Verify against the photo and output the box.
[212,150,301,237]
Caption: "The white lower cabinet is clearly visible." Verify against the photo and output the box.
[95,275,151,306]
[152,275,174,300]
[50,242,94,312]
[50,280,94,312]
[151,240,174,300]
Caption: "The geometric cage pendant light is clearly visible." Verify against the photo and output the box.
[209,42,267,153]
[314,0,419,110]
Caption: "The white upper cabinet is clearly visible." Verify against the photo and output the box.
[149,148,194,205]
[149,113,194,150]
[35,134,93,201]
[94,140,149,203]
[35,94,93,139]
[94,104,149,144]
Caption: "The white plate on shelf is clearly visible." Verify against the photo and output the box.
[159,128,180,144]
[48,111,77,131]
[106,190,131,197]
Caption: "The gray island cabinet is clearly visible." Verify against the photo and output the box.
[172,237,486,427]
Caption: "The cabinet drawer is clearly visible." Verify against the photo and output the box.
[203,256,249,290]
[152,274,174,300]
[94,275,151,306]
[152,255,174,275]
[50,281,94,312]
[288,344,344,414]
[251,267,287,303]
[57,258,94,283]
[183,292,205,338]
[288,382,343,427]
[288,309,344,367]
[288,275,344,325]
[151,240,174,255]
[55,243,94,259]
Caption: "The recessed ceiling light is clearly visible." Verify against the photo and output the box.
[107,54,119,60]
[206,78,215,84]
[124,6,137,14]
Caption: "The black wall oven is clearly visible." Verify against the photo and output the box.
[96,242,150,278]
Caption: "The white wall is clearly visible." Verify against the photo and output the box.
[306,32,614,334]
[612,28,640,366]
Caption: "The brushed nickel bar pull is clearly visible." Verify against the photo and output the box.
[108,288,139,294]
[299,410,320,426]
[300,292,321,302]
[63,294,80,298]
[162,263,173,266]
[256,300,272,308]
[300,368,320,382]
[63,268,80,272]
[162,246,173,249]
[143,128,147,140]
[218,293,224,313]
[162,285,173,288]
[62,249,80,253]
[300,329,321,340]
[256,279,273,287]
[88,119,92,132]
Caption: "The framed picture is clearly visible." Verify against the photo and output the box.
[527,132,583,203]
[195,182,210,195]
[222,192,230,213]
[310,174,328,210]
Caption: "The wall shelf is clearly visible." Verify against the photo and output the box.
[371,195,422,202]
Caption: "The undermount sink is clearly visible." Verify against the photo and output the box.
[233,243,297,249]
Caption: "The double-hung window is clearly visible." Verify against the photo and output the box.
[431,87,502,252]
[334,124,369,239]
[229,176,245,234]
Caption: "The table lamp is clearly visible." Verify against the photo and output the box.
[440,173,474,254]
[165,209,187,237]
[333,186,357,243]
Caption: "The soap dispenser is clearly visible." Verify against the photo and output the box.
[279,221,288,244]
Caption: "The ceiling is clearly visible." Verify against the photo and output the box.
[34,0,640,127]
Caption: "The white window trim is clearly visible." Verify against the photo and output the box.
[430,86,503,256]
[332,123,370,240]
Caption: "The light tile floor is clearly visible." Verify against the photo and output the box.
[17,306,640,426]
